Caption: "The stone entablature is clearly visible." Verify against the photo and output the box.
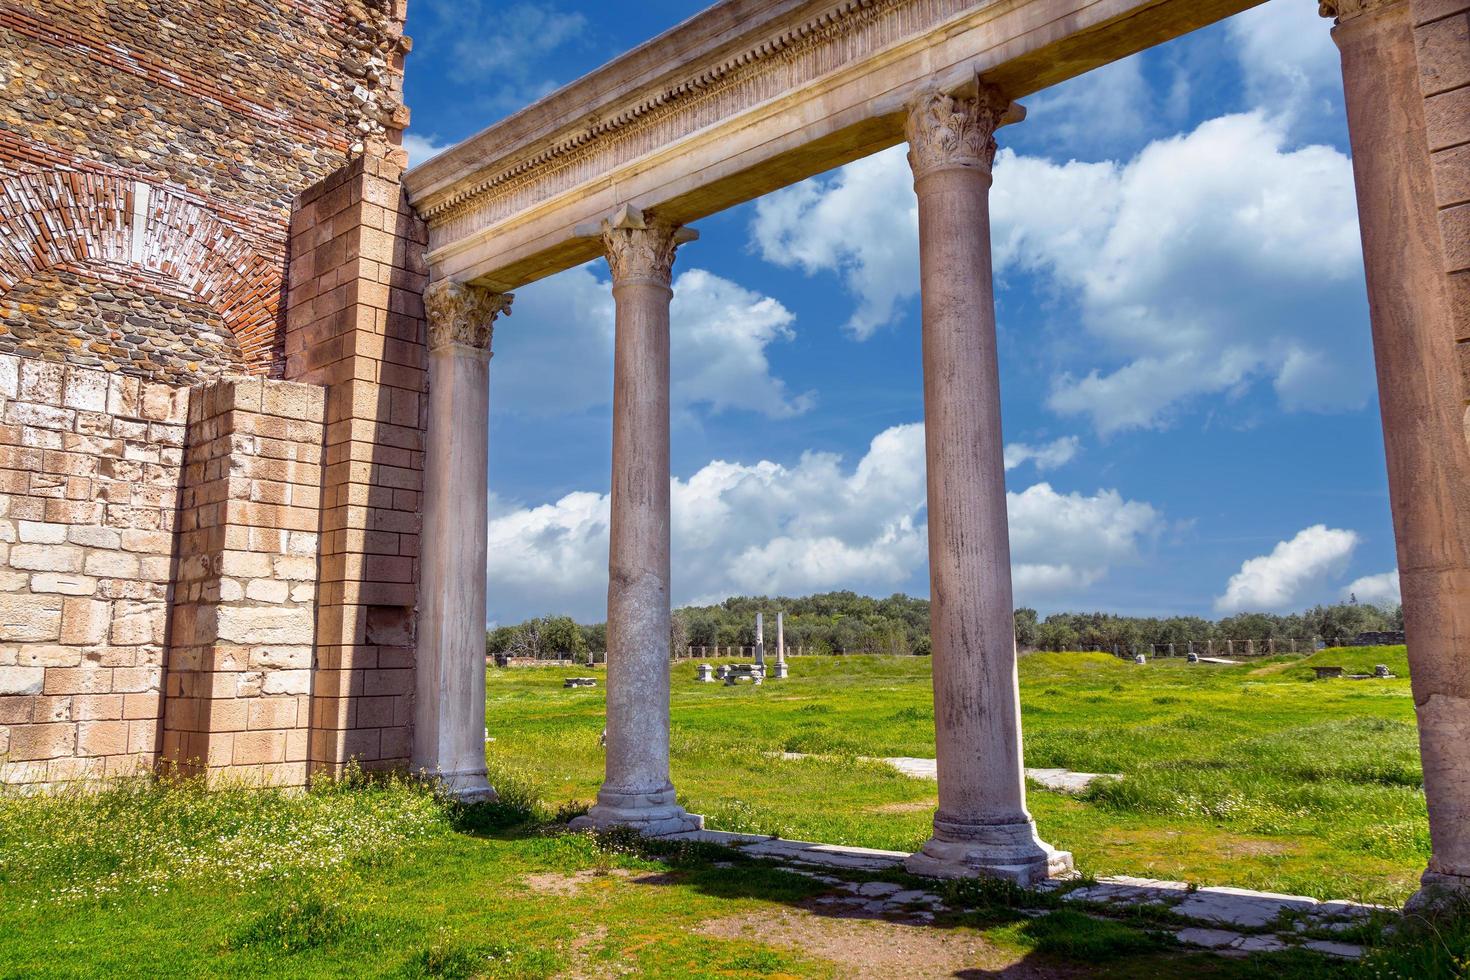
[403,0,1260,290]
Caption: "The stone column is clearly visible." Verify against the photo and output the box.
[573,209,702,836]
[413,280,512,801]
[903,83,1071,884]
[1323,0,1470,911]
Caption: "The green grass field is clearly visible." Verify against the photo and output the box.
[0,645,1452,979]
[486,646,1427,905]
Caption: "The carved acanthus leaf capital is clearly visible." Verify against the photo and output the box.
[424,280,513,352]
[593,205,697,287]
[904,83,1012,178]
[1318,0,1398,22]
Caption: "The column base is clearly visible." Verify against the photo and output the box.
[1405,869,1470,914]
[428,768,498,804]
[770,662,789,679]
[906,816,1072,886]
[568,784,704,837]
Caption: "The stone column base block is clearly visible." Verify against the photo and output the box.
[1406,870,1470,914]
[906,817,1073,886]
[428,767,497,804]
[569,784,704,837]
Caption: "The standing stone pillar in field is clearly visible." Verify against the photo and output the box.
[414,281,512,801]
[755,612,766,667]
[903,82,1071,884]
[1322,0,1470,911]
[572,207,703,836]
[772,611,789,678]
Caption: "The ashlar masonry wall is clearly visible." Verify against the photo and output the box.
[0,354,186,785]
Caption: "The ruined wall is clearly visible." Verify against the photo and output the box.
[0,0,411,376]
[0,354,186,785]
[0,2,428,789]
[286,155,428,776]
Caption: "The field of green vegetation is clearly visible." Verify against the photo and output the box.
[487,646,1427,905]
[0,645,1458,979]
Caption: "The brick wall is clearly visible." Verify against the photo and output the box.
[1411,2,1470,397]
[0,0,411,378]
[0,353,186,786]
[161,378,325,787]
[286,154,427,776]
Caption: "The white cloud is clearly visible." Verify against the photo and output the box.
[1343,569,1401,607]
[402,132,452,168]
[750,146,918,339]
[1226,0,1343,132]
[990,111,1370,434]
[1215,525,1360,613]
[490,265,812,420]
[486,423,1163,622]
[418,2,587,114]
[1004,436,1080,472]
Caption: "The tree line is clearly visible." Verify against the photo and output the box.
[486,591,1404,661]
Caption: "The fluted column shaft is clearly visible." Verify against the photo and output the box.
[573,213,703,836]
[903,85,1070,884]
[1323,0,1470,911]
[414,280,511,801]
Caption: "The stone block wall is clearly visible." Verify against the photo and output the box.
[0,353,186,786]
[285,154,428,776]
[161,378,325,787]
[1411,1,1470,397]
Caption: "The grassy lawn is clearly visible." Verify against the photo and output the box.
[487,646,1427,905]
[0,645,1450,978]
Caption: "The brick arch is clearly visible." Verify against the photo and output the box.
[0,170,282,369]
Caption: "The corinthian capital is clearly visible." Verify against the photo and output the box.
[590,205,698,288]
[1318,0,1398,22]
[424,280,513,353]
[904,83,1014,178]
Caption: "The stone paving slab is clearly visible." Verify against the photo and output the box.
[774,752,1118,794]
[676,830,908,871]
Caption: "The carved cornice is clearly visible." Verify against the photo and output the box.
[424,280,513,352]
[422,0,999,237]
[1318,0,1399,23]
[904,84,1010,177]
[600,209,693,287]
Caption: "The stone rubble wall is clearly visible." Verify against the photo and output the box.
[161,378,325,787]
[1411,2,1470,395]
[286,154,428,776]
[0,0,411,378]
[0,353,186,785]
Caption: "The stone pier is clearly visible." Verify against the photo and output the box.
[1324,0,1470,910]
[572,209,702,836]
[413,281,511,801]
[902,84,1071,885]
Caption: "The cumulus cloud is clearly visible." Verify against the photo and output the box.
[1215,525,1360,612]
[749,111,1369,432]
[991,111,1370,434]
[1343,569,1401,607]
[750,147,919,339]
[486,423,1163,622]
[490,265,812,420]
[1004,436,1080,472]
[1226,0,1344,133]
[402,132,452,168]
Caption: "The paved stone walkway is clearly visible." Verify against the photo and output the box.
[675,830,1387,960]
[775,752,1119,794]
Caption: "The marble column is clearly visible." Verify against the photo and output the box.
[572,208,703,836]
[1323,0,1470,911]
[413,280,512,801]
[903,83,1071,884]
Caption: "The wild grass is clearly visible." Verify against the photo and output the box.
[0,644,1452,977]
[485,646,1427,903]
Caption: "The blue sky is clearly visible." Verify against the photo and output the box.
[401,0,1401,626]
